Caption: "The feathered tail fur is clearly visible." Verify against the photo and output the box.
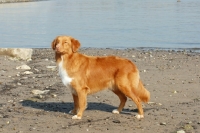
[137,80,150,103]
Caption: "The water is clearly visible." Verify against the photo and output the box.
[0,0,200,49]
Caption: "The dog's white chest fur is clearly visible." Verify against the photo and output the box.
[58,58,73,86]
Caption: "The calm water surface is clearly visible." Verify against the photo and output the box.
[0,0,200,49]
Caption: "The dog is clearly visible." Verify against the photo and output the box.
[51,35,150,120]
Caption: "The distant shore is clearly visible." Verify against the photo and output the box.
[0,0,42,4]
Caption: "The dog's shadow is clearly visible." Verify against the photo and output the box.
[21,100,138,114]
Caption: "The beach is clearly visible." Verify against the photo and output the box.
[0,48,199,133]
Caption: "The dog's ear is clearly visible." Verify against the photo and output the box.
[71,38,80,52]
[51,37,57,50]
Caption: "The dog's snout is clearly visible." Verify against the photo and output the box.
[55,44,60,51]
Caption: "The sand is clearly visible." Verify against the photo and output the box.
[0,48,199,133]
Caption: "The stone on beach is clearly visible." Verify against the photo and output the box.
[23,71,33,75]
[16,64,31,70]
[31,89,50,95]
[0,48,32,60]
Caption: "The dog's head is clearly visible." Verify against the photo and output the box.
[51,36,80,54]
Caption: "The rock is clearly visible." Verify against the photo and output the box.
[147,102,156,104]
[51,94,57,98]
[183,124,193,131]
[31,90,50,95]
[0,48,32,60]
[186,121,192,124]
[177,130,185,133]
[16,65,31,70]
[23,71,33,75]
[46,66,56,69]
[173,90,177,94]
[113,120,121,123]
[160,122,166,125]
[17,82,22,85]
[8,100,13,103]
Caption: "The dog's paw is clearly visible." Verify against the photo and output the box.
[69,110,76,115]
[112,109,120,114]
[135,114,144,119]
[72,115,81,120]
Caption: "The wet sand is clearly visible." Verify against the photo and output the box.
[0,48,199,133]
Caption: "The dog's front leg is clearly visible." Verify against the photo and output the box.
[69,94,79,115]
[71,88,87,120]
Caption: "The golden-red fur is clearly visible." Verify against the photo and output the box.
[52,35,150,119]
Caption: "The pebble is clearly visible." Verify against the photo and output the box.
[8,100,14,103]
[173,90,177,93]
[17,82,22,85]
[23,71,33,75]
[31,89,50,95]
[46,66,57,69]
[148,102,156,104]
[177,130,185,133]
[52,94,57,98]
[36,75,42,78]
[16,65,31,70]
[160,122,166,125]
[113,120,121,123]
[34,68,39,72]
[187,121,192,124]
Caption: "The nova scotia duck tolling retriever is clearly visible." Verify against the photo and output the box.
[51,35,150,120]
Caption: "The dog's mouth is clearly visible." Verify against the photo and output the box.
[55,47,62,53]
[55,48,66,55]
[55,48,60,53]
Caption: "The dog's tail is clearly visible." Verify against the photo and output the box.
[137,80,150,103]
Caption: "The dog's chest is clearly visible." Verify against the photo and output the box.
[58,60,73,86]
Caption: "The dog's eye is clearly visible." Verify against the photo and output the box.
[65,41,68,44]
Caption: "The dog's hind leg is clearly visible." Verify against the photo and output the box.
[117,84,144,119]
[112,89,127,114]
[129,94,144,119]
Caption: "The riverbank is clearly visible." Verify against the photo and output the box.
[0,48,199,133]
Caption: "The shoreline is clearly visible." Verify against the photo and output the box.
[0,0,44,4]
[80,47,200,53]
[1,47,200,53]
